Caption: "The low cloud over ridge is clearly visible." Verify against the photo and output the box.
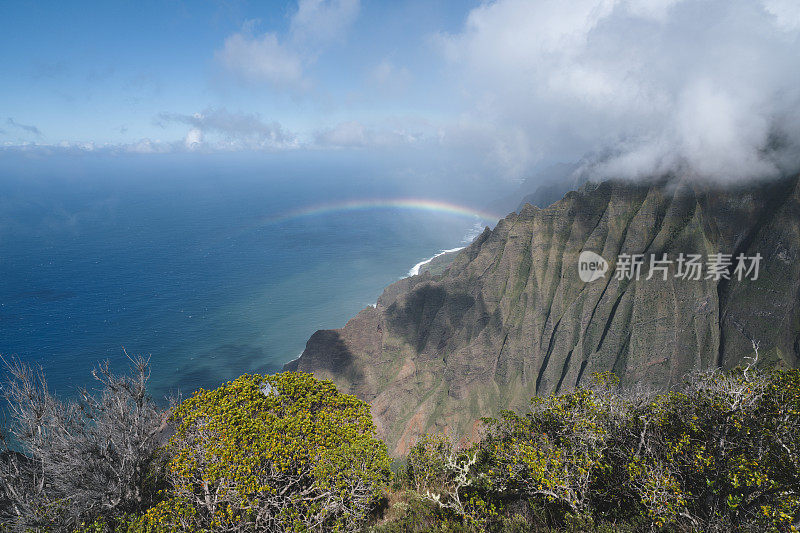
[438,0,800,181]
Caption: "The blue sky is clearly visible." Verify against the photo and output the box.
[2,0,800,182]
[0,1,473,144]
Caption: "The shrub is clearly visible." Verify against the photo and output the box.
[479,371,631,522]
[624,368,800,530]
[150,371,391,532]
[405,434,453,493]
[411,368,800,531]
[0,356,166,532]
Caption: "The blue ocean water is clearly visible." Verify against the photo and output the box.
[0,153,491,401]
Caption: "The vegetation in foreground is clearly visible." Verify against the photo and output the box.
[0,355,798,532]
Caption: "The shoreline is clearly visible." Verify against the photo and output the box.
[285,245,469,369]
[406,247,465,277]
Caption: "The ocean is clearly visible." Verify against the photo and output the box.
[0,152,494,401]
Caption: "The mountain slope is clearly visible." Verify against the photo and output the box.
[286,175,800,456]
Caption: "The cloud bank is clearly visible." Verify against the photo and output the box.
[439,0,800,181]
[156,108,297,151]
[313,118,431,149]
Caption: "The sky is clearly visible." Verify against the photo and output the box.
[2,0,800,182]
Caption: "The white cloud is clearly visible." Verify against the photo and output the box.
[313,119,426,148]
[290,0,360,50]
[369,59,412,94]
[124,139,174,154]
[438,0,800,181]
[763,0,800,31]
[215,31,305,89]
[184,128,203,150]
[0,140,172,156]
[624,0,684,21]
[314,120,368,147]
[216,0,360,91]
[158,107,297,150]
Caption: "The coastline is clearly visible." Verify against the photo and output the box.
[406,247,465,277]
[285,239,477,371]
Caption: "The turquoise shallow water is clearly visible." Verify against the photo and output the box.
[0,153,491,401]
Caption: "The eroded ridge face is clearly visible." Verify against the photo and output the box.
[288,175,800,456]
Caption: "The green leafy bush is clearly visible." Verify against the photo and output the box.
[405,434,454,493]
[480,372,626,520]
[414,368,800,532]
[140,371,391,532]
[3,355,797,532]
[621,368,800,530]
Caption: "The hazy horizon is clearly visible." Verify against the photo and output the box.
[3,0,800,185]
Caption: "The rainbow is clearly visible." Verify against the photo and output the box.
[261,198,502,225]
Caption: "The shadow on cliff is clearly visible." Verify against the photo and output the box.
[287,330,366,390]
[384,281,504,360]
